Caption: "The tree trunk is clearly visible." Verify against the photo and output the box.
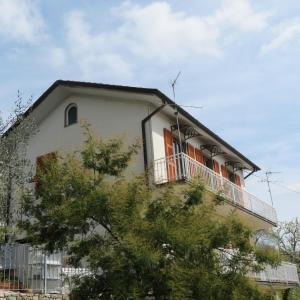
[4,173,12,243]
[6,176,12,227]
[283,288,291,300]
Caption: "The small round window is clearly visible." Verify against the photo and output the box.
[65,104,78,127]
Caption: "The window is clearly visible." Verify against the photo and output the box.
[228,171,236,184]
[65,104,78,127]
[204,156,213,170]
[173,138,181,155]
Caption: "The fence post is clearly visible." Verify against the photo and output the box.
[231,184,236,203]
[60,252,63,293]
[44,253,47,294]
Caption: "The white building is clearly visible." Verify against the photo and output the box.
[6,80,300,295]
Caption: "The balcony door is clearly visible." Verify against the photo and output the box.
[195,148,204,164]
[164,128,177,181]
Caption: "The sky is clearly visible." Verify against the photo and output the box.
[0,0,299,222]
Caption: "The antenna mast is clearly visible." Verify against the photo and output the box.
[261,171,281,207]
[171,71,182,152]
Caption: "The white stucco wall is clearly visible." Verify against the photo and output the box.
[9,93,156,231]
[151,112,171,161]
[26,94,153,175]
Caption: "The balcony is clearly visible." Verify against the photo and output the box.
[220,249,299,286]
[250,262,299,286]
[153,152,277,224]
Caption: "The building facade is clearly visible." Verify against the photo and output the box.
[5,80,300,295]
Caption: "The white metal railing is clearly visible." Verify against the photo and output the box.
[0,243,90,293]
[153,152,277,224]
[219,249,299,285]
[250,262,299,285]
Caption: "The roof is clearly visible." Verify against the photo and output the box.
[12,79,261,171]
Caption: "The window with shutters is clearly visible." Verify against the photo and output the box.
[35,152,57,191]
[163,128,176,181]
[65,103,78,127]
[195,148,204,164]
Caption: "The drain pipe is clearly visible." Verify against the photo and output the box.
[244,169,258,180]
[141,104,166,170]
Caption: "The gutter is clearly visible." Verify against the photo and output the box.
[141,104,166,170]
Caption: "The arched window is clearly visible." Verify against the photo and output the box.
[65,104,78,127]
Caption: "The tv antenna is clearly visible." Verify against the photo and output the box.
[260,171,281,206]
[171,71,182,102]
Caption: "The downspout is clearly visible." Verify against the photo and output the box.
[244,168,258,180]
[141,104,166,170]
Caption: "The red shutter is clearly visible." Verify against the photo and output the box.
[235,174,241,187]
[187,143,198,177]
[221,165,229,179]
[36,152,57,172]
[163,129,176,181]
[234,174,244,206]
[213,160,220,174]
[195,148,204,164]
[187,143,195,159]
[35,152,57,191]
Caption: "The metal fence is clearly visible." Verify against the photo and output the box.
[0,243,298,294]
[0,243,89,293]
[250,262,299,285]
[153,152,277,224]
[219,249,299,285]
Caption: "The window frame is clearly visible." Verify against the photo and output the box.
[64,103,78,127]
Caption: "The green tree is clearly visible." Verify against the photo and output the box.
[274,219,300,300]
[0,93,36,240]
[20,127,278,299]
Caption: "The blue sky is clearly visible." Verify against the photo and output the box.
[0,0,299,221]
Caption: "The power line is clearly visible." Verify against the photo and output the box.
[251,173,300,197]
[271,182,300,196]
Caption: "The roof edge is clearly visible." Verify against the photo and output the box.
[7,79,261,171]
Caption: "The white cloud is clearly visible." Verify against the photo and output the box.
[114,1,221,61]
[0,0,45,43]
[64,10,133,81]
[214,0,270,32]
[61,0,270,80]
[47,47,66,69]
[261,18,300,54]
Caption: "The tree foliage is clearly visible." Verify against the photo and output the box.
[20,127,278,299]
[274,219,300,265]
[274,219,300,300]
[0,93,36,237]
